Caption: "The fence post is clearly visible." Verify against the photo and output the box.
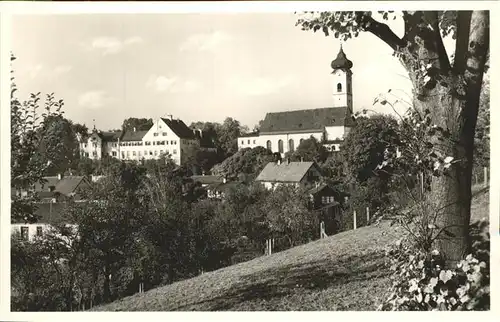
[366,207,370,224]
[420,172,424,196]
[484,166,488,187]
[353,210,357,230]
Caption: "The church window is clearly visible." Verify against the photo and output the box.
[337,83,342,92]
[278,140,284,153]
[288,139,295,152]
[266,140,272,151]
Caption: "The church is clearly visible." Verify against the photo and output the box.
[237,46,355,156]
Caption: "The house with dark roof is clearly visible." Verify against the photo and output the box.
[77,116,208,166]
[11,175,91,241]
[237,46,355,155]
[255,160,323,190]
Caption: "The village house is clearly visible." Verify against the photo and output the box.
[78,116,215,165]
[237,46,355,155]
[190,174,239,200]
[255,160,323,190]
[11,175,91,241]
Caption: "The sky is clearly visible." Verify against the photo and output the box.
[12,13,416,131]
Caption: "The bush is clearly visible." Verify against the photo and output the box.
[378,219,490,311]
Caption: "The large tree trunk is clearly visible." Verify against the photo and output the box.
[402,11,489,265]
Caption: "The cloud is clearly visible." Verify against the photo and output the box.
[146,75,201,93]
[29,64,44,79]
[83,36,144,55]
[77,90,111,109]
[229,75,298,96]
[179,31,232,53]
[54,65,73,74]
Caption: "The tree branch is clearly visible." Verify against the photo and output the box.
[362,15,406,51]
[453,11,472,74]
[424,11,451,72]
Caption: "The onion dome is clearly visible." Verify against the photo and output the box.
[331,45,353,70]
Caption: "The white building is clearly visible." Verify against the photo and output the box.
[238,46,355,156]
[78,116,209,165]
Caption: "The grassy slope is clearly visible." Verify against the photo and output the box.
[94,186,489,311]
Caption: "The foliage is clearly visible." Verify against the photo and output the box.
[263,185,318,248]
[474,77,490,167]
[121,117,153,132]
[10,54,66,223]
[37,113,82,176]
[182,145,220,175]
[211,146,276,180]
[379,219,490,311]
[287,136,328,163]
[191,117,248,159]
[341,115,399,183]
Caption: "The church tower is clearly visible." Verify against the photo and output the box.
[330,45,353,115]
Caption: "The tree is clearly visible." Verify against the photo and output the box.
[297,11,489,264]
[288,136,329,163]
[217,117,244,158]
[121,118,153,132]
[210,146,276,180]
[37,113,81,176]
[10,54,64,223]
[341,115,400,183]
[263,185,318,248]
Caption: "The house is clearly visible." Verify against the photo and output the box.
[237,46,355,155]
[255,160,322,190]
[11,202,77,242]
[78,116,205,165]
[308,183,344,236]
[11,175,91,241]
[206,179,240,199]
[190,175,239,199]
[16,174,91,203]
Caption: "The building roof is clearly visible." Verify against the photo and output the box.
[193,130,217,148]
[255,161,317,183]
[331,46,353,70]
[206,181,240,193]
[11,201,77,225]
[99,131,122,141]
[191,175,225,185]
[161,118,196,139]
[121,130,149,141]
[308,183,333,196]
[34,176,88,197]
[239,131,259,138]
[259,107,349,134]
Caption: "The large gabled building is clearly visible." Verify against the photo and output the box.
[238,46,356,156]
[78,116,214,165]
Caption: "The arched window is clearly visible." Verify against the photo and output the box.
[337,83,342,92]
[288,139,295,152]
[278,140,284,153]
[266,140,272,151]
